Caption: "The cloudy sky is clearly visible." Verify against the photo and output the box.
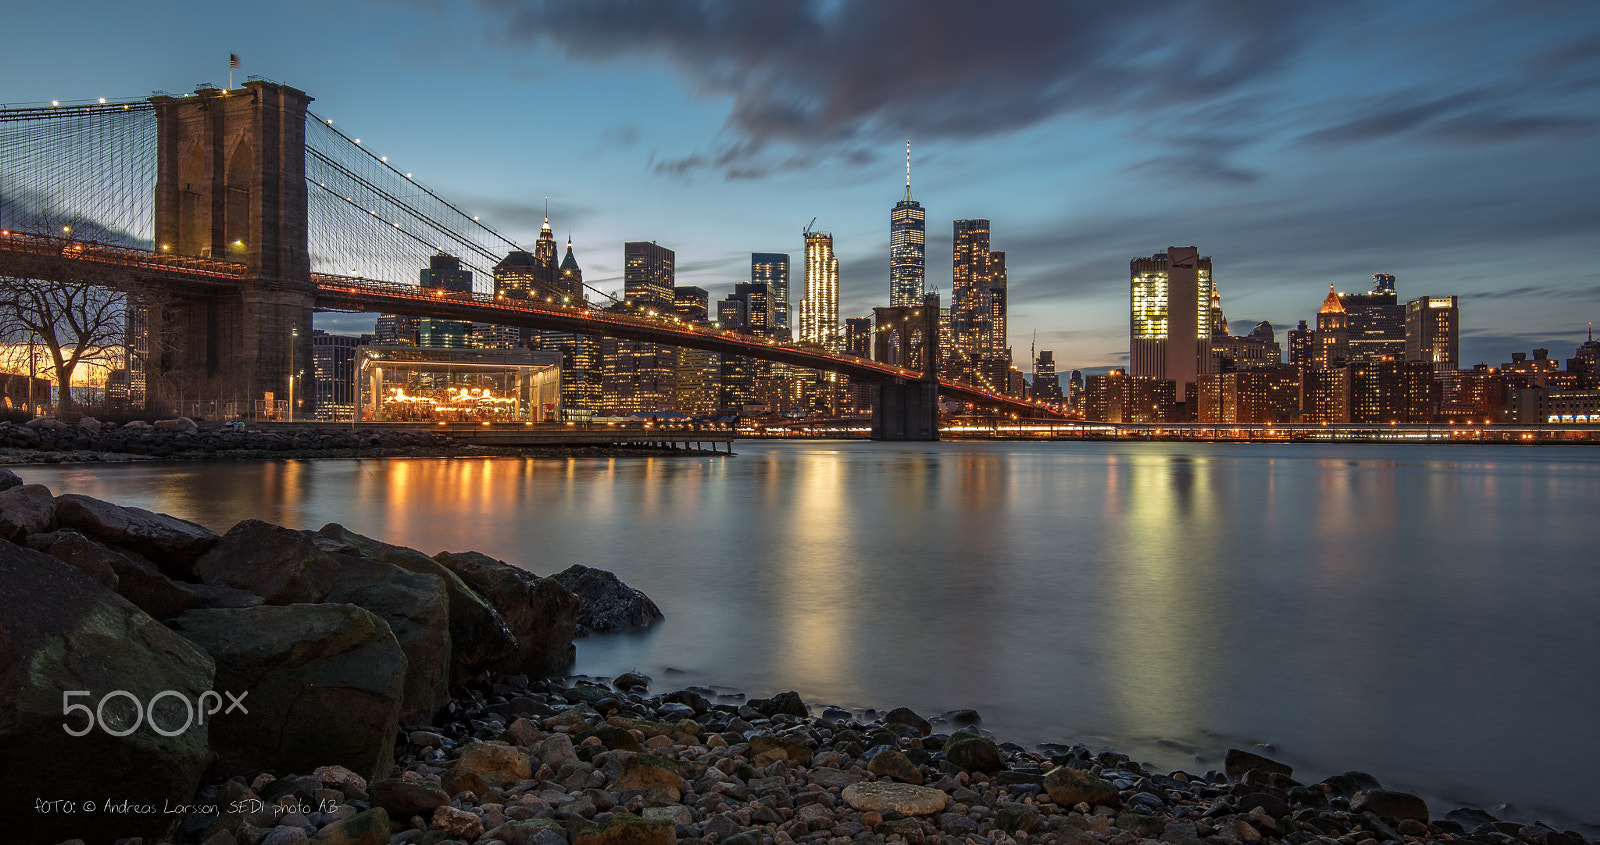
[5,0,1598,370]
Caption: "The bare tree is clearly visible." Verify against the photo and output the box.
[0,277,128,416]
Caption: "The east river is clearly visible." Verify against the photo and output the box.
[24,441,1600,829]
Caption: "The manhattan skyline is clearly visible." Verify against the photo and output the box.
[2,0,1597,371]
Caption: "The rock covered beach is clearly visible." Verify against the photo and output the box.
[0,417,716,464]
[0,468,1590,845]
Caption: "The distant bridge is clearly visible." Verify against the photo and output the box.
[0,82,1062,437]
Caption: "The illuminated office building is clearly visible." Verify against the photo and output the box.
[952,219,1009,389]
[1288,320,1313,368]
[1033,351,1062,401]
[526,239,602,413]
[752,253,791,336]
[1406,295,1459,373]
[800,228,839,350]
[674,286,709,323]
[889,141,926,307]
[1342,273,1406,364]
[625,241,675,312]
[1315,285,1350,369]
[1129,247,1213,403]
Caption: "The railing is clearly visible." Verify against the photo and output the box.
[0,230,247,280]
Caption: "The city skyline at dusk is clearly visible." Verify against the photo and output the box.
[1,0,1597,371]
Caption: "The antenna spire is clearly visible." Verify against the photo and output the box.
[905,140,912,202]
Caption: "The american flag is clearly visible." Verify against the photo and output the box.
[229,54,239,68]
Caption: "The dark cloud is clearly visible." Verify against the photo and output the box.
[601,125,640,148]
[478,0,1314,178]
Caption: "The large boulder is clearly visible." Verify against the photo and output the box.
[195,519,339,604]
[0,482,57,542]
[1225,748,1293,782]
[0,468,22,491]
[435,550,579,675]
[171,603,407,784]
[1044,766,1121,808]
[316,523,515,682]
[552,564,664,636]
[29,530,261,619]
[0,541,216,845]
[53,493,218,575]
[325,552,452,723]
[943,732,1005,773]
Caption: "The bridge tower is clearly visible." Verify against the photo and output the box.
[147,81,315,415]
[871,293,941,440]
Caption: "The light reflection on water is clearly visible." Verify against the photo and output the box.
[23,442,1600,830]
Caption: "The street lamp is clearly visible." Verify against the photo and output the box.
[287,325,298,422]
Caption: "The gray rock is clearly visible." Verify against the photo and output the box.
[1225,748,1293,782]
[867,748,924,784]
[0,541,215,845]
[195,519,338,604]
[1352,789,1429,823]
[0,467,23,490]
[171,603,407,784]
[54,493,218,574]
[883,706,932,736]
[551,564,664,636]
[326,552,452,723]
[370,777,450,818]
[1044,766,1121,808]
[32,530,261,619]
[316,523,515,682]
[943,732,1005,773]
[28,529,119,588]
[0,482,57,542]
[435,550,580,675]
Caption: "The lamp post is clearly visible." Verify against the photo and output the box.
[288,325,297,422]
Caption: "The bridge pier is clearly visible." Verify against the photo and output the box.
[870,292,942,441]
[871,380,940,441]
[146,81,314,416]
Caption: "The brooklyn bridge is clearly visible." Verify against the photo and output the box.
[0,80,1061,439]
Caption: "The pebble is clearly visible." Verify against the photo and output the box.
[57,672,1593,845]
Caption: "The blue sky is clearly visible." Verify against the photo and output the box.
[4,0,1598,371]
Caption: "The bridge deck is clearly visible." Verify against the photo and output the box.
[0,229,1064,418]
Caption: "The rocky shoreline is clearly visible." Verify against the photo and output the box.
[0,471,1590,845]
[0,418,724,464]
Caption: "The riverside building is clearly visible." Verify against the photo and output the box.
[1129,247,1214,404]
[1406,295,1460,373]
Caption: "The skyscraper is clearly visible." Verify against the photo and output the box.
[625,242,675,312]
[1406,295,1459,373]
[952,219,991,365]
[418,253,472,348]
[606,242,678,412]
[729,282,775,337]
[952,220,1009,388]
[889,141,926,308]
[800,226,839,350]
[1129,247,1214,403]
[1033,350,1062,400]
[1288,320,1313,368]
[421,252,473,294]
[527,239,602,413]
[752,253,790,337]
[1315,285,1350,369]
[1342,273,1406,364]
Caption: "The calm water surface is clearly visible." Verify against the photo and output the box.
[25,442,1600,828]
